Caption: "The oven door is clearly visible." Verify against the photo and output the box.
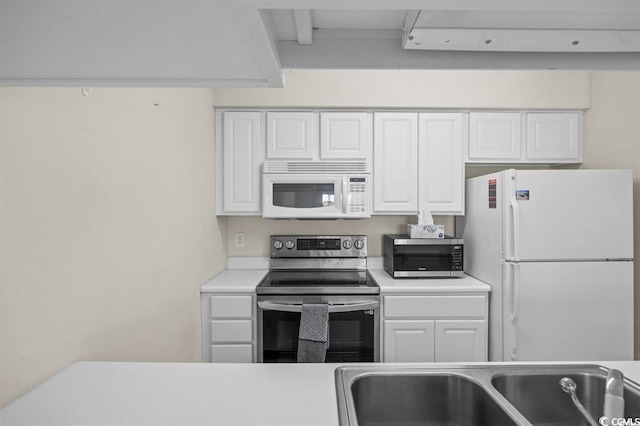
[257,295,380,363]
[262,174,346,218]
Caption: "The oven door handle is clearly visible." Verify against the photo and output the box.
[257,301,379,313]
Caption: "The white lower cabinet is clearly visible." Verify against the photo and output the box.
[384,320,435,362]
[201,293,256,363]
[434,320,486,362]
[210,344,253,363]
[382,294,488,362]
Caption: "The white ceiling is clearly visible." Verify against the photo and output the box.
[2,0,640,87]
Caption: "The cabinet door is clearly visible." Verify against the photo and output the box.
[435,320,487,362]
[266,112,316,159]
[384,320,435,362]
[468,112,522,161]
[211,344,253,363]
[418,113,464,215]
[526,112,581,162]
[320,112,372,160]
[222,112,263,213]
[373,113,418,212]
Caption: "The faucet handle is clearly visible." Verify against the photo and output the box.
[604,369,625,420]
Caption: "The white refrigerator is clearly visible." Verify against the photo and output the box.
[457,169,634,361]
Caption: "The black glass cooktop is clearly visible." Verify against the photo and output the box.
[257,270,379,295]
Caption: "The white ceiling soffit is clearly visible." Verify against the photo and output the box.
[265,0,640,70]
[0,0,284,87]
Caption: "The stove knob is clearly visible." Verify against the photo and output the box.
[273,240,283,250]
[343,240,353,249]
[284,240,295,250]
[354,239,364,250]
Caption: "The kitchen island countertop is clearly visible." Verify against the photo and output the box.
[3,360,640,426]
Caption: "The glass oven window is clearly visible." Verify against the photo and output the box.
[262,310,375,363]
[272,183,335,209]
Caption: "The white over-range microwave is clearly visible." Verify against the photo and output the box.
[262,161,371,219]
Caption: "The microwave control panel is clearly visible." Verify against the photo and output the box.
[452,245,464,271]
[347,176,368,215]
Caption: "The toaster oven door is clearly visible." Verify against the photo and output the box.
[392,244,456,276]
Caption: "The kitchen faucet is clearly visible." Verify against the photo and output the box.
[559,369,625,426]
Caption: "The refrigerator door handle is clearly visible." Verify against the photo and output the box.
[508,196,521,262]
[508,263,521,360]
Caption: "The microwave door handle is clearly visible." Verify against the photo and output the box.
[257,301,378,313]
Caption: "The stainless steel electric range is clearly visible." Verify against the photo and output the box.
[256,235,380,363]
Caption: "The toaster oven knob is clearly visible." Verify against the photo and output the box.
[343,240,352,249]
[284,240,295,250]
[273,240,283,250]
[354,239,364,250]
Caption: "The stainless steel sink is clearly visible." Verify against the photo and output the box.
[335,365,640,426]
[347,372,519,426]
[492,366,640,426]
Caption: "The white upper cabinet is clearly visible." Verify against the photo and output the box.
[373,113,419,213]
[526,112,581,162]
[220,111,263,214]
[418,113,464,215]
[266,112,316,159]
[467,111,582,164]
[320,112,372,160]
[468,112,523,162]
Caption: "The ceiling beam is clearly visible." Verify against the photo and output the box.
[239,0,640,14]
[293,10,313,45]
[277,38,640,70]
[232,5,285,87]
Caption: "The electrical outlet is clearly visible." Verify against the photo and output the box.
[235,232,245,248]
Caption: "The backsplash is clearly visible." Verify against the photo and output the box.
[225,215,455,256]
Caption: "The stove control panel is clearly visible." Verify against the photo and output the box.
[270,235,367,258]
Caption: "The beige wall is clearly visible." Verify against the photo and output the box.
[226,216,454,257]
[0,88,226,407]
[581,72,640,356]
[212,69,591,109]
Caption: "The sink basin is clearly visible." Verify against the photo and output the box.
[335,365,640,426]
[348,372,518,426]
[492,366,640,426]
[336,366,525,425]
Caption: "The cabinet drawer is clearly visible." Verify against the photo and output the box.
[211,320,253,343]
[211,344,253,363]
[384,295,486,318]
[210,295,253,318]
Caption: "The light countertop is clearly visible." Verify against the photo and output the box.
[200,268,268,293]
[3,360,640,426]
[368,268,491,293]
[201,257,490,294]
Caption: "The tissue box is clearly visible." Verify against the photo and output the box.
[407,224,445,238]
